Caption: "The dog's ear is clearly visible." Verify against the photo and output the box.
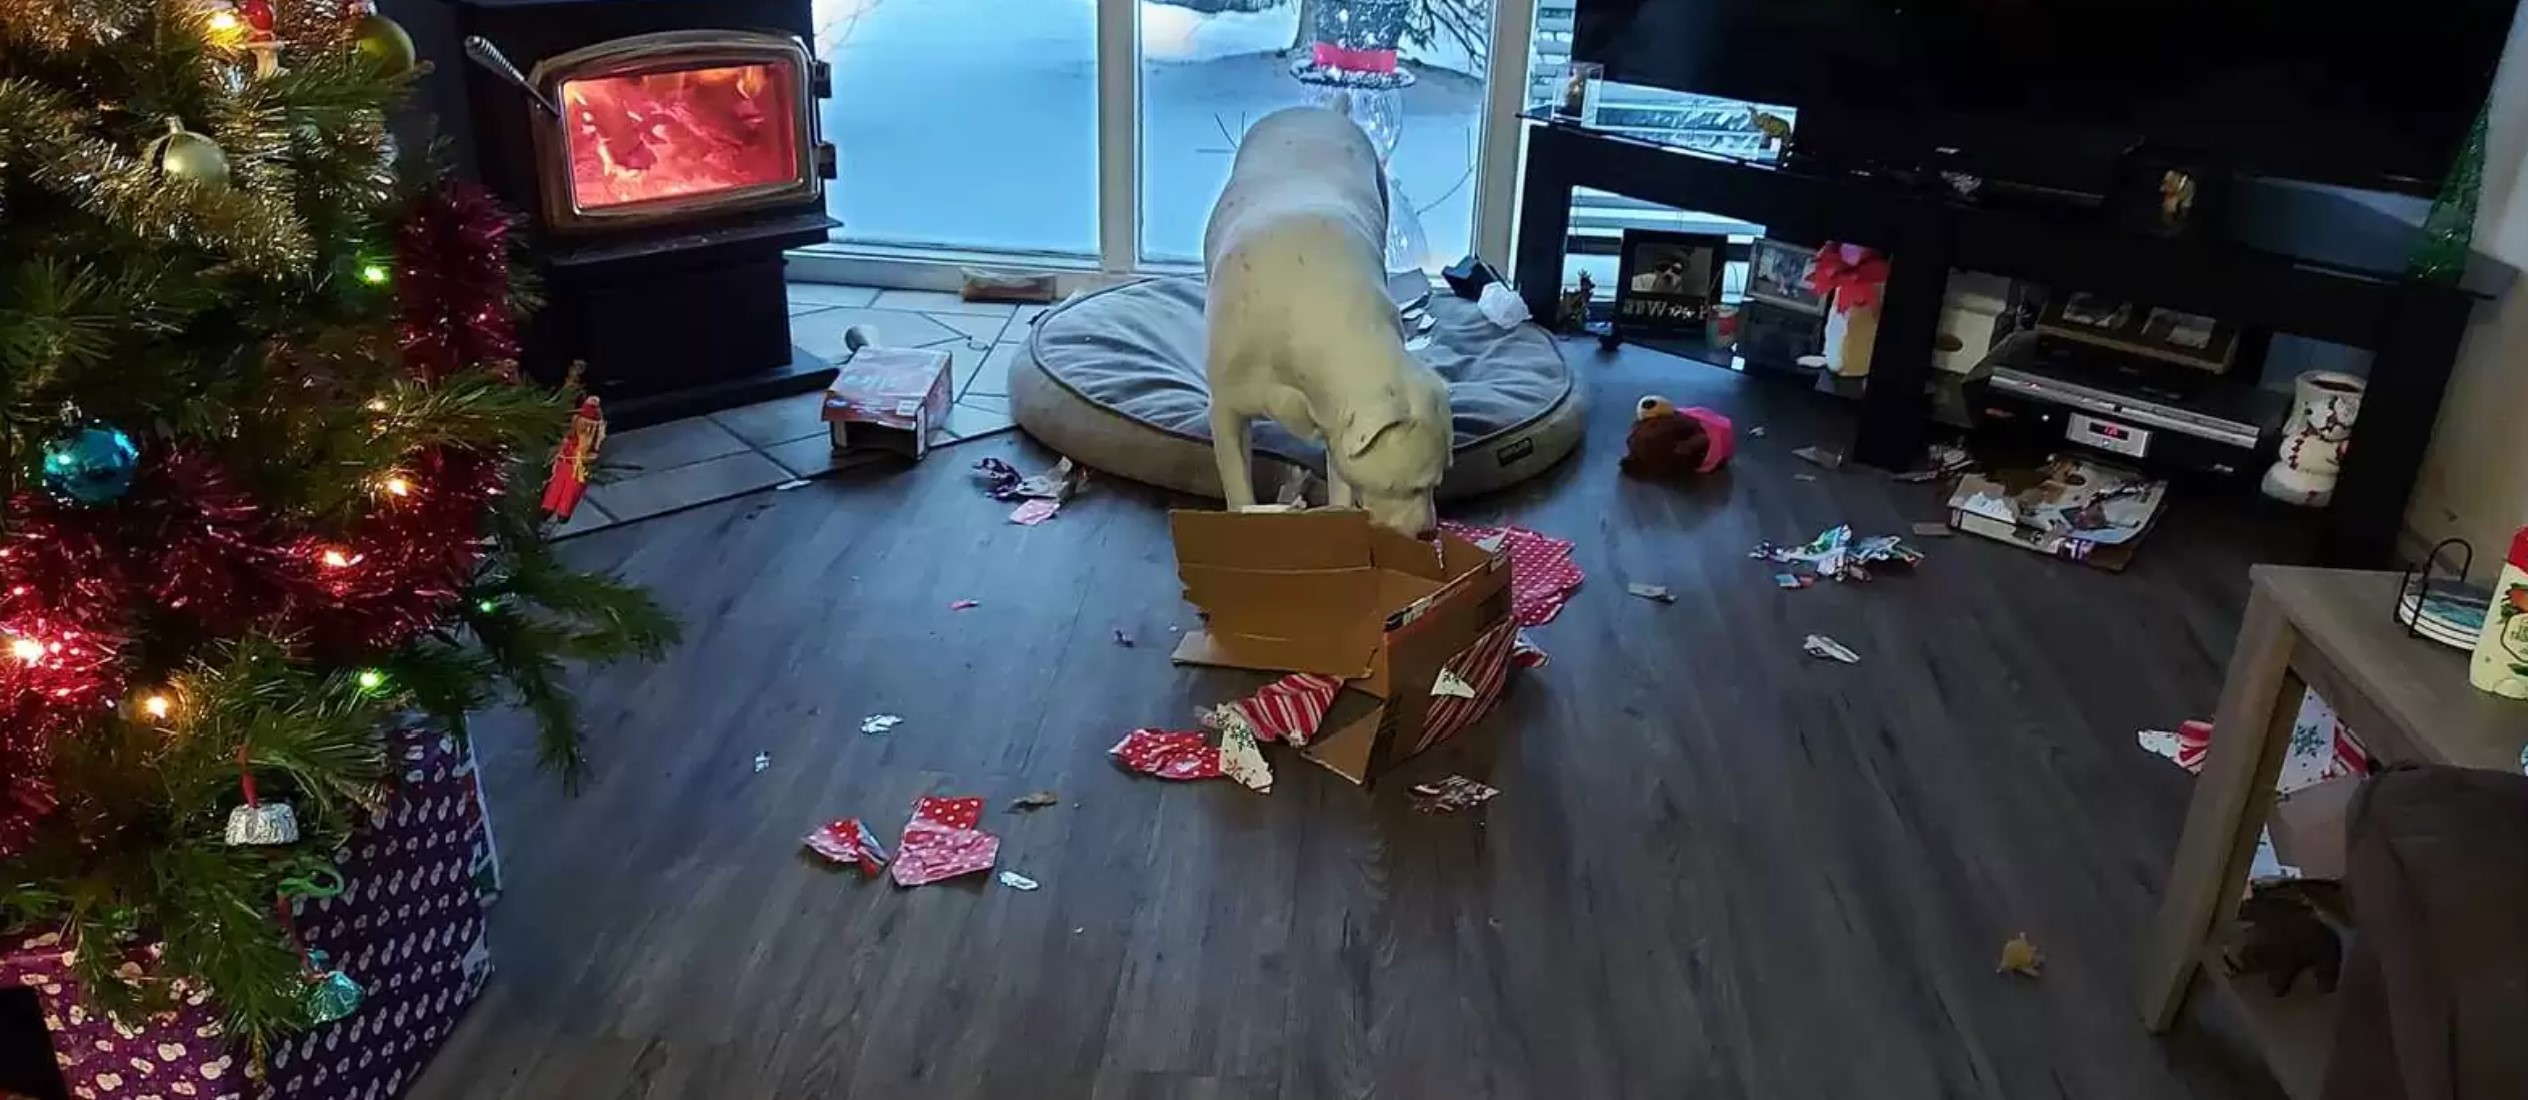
[1339,388,1414,458]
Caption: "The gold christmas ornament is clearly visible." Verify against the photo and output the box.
[148,119,231,186]
[352,11,416,74]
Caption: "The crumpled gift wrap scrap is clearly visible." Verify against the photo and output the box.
[1201,672,1342,746]
[891,796,1000,887]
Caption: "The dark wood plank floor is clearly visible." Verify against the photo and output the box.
[410,345,2303,1100]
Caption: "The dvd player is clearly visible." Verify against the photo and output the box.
[1974,333,2286,477]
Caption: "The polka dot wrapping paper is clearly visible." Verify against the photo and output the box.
[802,819,890,878]
[1109,728,1222,781]
[890,797,1001,887]
[1439,522,1582,627]
[1,727,496,1100]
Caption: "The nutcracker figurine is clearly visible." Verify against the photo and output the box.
[542,396,604,521]
[236,0,280,76]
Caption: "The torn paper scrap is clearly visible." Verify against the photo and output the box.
[1511,628,1550,669]
[973,457,1025,500]
[1626,582,1676,603]
[997,870,1040,891]
[1216,725,1274,793]
[1008,790,1060,811]
[2136,719,2212,773]
[1410,775,1500,814]
[1110,728,1222,781]
[1431,669,1478,699]
[861,713,903,735]
[1753,524,1924,584]
[752,751,771,773]
[1793,445,1844,469]
[1773,573,1812,590]
[1202,672,1342,746]
[1440,521,1584,627]
[1015,457,1087,501]
[1997,933,2043,977]
[1009,498,1060,525]
[892,795,1000,887]
[803,818,890,878]
[1803,634,1860,664]
[949,599,980,610]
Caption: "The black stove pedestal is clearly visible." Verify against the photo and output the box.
[527,210,839,430]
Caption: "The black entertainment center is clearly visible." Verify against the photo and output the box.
[1519,0,2518,567]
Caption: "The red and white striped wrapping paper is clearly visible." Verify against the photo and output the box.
[1413,620,1520,755]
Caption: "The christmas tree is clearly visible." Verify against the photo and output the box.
[0,0,674,1053]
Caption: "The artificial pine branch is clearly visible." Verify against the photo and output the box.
[0,78,315,273]
[0,0,159,51]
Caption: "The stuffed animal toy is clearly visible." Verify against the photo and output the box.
[1621,395,1735,479]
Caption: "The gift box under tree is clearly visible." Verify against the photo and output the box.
[1,729,495,1100]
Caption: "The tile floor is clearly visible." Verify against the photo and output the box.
[558,282,1048,538]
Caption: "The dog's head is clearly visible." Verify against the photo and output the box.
[1331,362,1452,539]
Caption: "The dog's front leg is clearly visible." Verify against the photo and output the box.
[1210,404,1259,509]
[1326,469,1355,509]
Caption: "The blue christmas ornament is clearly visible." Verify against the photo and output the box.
[37,425,140,505]
[301,949,365,1025]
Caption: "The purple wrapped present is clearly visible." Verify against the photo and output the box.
[1,729,496,1100]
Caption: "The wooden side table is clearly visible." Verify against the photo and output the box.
[2137,566,2528,1099]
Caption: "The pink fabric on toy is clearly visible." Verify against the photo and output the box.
[1678,407,1735,472]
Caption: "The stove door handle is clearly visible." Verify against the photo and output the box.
[816,143,838,180]
[812,60,833,100]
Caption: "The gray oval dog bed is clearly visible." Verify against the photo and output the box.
[1011,276,1581,501]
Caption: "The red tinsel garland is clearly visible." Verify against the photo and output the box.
[280,448,496,652]
[395,179,518,382]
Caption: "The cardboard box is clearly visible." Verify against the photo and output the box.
[822,346,954,461]
[1169,509,1518,784]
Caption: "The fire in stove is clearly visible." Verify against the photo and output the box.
[498,29,830,233]
[560,61,802,211]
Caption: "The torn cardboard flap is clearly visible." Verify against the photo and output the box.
[1169,508,1517,785]
[1170,509,1372,571]
[1179,564,1383,662]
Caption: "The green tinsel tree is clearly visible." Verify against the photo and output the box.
[0,0,675,1054]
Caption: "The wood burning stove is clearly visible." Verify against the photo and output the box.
[415,0,843,427]
[527,30,827,234]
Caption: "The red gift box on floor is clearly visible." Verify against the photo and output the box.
[0,728,496,1100]
[822,346,954,461]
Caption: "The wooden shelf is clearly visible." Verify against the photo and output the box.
[2206,965,2335,1100]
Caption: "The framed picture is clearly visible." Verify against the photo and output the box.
[1745,238,1824,314]
[1613,229,1727,342]
[1554,61,1604,123]
[2035,291,2241,373]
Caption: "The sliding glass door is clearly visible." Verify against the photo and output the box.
[814,0,1100,257]
[810,0,1532,275]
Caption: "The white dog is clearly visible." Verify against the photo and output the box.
[1203,103,1452,538]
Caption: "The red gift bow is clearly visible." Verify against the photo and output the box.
[1807,242,1891,315]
